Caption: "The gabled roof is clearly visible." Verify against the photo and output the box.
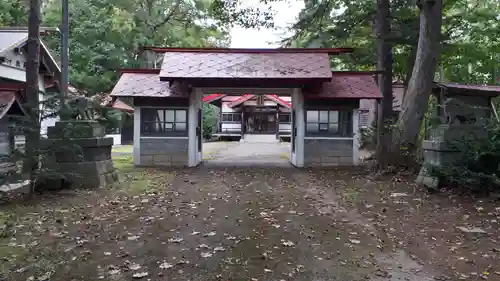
[0,90,27,119]
[144,47,354,54]
[266,94,292,108]
[203,93,226,103]
[224,94,291,109]
[110,70,189,98]
[0,32,28,55]
[305,71,382,99]
[0,28,61,74]
[111,98,134,112]
[158,50,333,81]
[227,94,255,107]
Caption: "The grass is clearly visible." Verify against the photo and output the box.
[111,155,175,195]
[111,145,133,153]
[0,156,177,280]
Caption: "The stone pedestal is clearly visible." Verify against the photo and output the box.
[40,120,117,189]
[416,124,487,189]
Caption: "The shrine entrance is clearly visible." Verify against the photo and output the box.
[110,47,381,168]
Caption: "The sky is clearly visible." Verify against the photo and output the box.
[229,0,304,48]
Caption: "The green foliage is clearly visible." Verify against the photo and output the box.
[2,0,276,96]
[359,126,375,149]
[286,0,500,85]
[427,121,500,193]
[203,103,218,139]
[38,0,235,95]
[0,0,27,26]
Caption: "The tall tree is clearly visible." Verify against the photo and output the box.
[375,0,393,166]
[23,0,42,193]
[394,0,443,153]
[0,0,28,26]
[39,0,238,95]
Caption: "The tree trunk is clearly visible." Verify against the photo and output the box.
[375,0,393,167]
[395,0,442,154]
[403,45,417,97]
[23,0,42,195]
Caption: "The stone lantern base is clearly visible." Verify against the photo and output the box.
[40,120,117,189]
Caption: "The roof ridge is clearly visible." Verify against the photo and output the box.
[145,47,354,55]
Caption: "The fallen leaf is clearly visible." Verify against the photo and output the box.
[456,226,486,234]
[159,262,173,269]
[198,244,210,249]
[128,263,142,271]
[201,252,213,258]
[389,193,407,197]
[168,237,184,243]
[132,272,148,278]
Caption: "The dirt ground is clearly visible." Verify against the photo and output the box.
[1,157,499,281]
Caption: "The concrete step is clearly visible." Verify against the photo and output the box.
[243,134,278,143]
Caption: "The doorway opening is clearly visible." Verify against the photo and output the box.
[201,91,298,167]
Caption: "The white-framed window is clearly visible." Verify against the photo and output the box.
[305,110,352,137]
[141,108,188,136]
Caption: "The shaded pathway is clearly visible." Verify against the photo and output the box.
[2,166,440,281]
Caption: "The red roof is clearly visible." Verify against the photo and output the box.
[159,52,332,80]
[227,94,255,107]
[0,83,25,91]
[264,94,291,108]
[202,93,226,103]
[220,94,291,109]
[111,98,134,112]
[110,72,189,98]
[305,72,382,99]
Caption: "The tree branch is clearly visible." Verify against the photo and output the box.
[150,0,181,31]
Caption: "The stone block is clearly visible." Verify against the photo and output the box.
[153,162,174,167]
[171,155,188,165]
[321,162,340,167]
[153,154,172,163]
[338,157,353,165]
[47,121,105,139]
[40,121,116,189]
[140,155,154,164]
[140,138,188,155]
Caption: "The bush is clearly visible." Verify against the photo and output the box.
[426,121,500,193]
[203,103,218,140]
[359,127,375,149]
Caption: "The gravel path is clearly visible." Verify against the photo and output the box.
[2,166,443,281]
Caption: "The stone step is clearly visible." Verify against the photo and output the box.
[243,134,278,143]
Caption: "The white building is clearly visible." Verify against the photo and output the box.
[0,28,61,154]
